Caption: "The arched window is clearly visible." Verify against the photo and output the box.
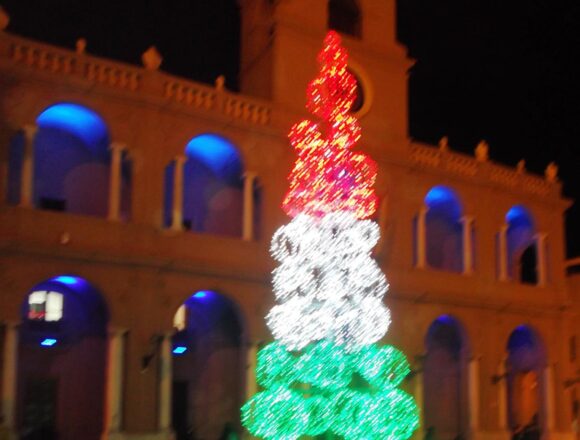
[19,275,109,439]
[27,290,64,321]
[424,315,470,440]
[423,186,464,272]
[164,134,260,238]
[7,103,131,219]
[505,206,537,284]
[328,0,361,38]
[171,290,245,439]
[506,326,547,434]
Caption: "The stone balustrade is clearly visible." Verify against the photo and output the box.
[411,143,559,197]
[1,31,274,127]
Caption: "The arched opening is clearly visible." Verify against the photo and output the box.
[328,0,362,38]
[164,134,253,237]
[505,206,537,284]
[424,186,463,272]
[18,275,109,440]
[171,290,245,440]
[423,315,469,440]
[7,103,131,218]
[506,326,546,438]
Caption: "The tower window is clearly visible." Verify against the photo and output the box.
[28,291,64,322]
[328,0,361,38]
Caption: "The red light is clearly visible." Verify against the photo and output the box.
[282,31,378,220]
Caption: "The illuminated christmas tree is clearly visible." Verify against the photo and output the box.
[241,32,419,440]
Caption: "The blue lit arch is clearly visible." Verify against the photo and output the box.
[424,314,470,437]
[36,103,110,153]
[423,185,464,272]
[18,274,109,438]
[185,134,243,182]
[505,205,537,283]
[171,289,245,437]
[22,274,109,341]
[164,134,246,236]
[424,185,463,220]
[506,325,547,431]
[29,103,127,217]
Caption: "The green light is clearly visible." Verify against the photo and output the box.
[256,342,298,389]
[304,395,332,435]
[241,388,307,440]
[358,344,410,388]
[242,340,419,440]
[301,340,352,390]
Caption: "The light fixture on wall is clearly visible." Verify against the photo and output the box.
[564,376,580,388]
[491,372,510,385]
[141,334,163,372]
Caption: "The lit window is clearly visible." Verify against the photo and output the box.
[173,304,186,331]
[28,290,63,322]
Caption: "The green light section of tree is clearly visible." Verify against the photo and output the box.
[242,340,419,439]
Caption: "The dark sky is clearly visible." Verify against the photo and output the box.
[2,0,579,257]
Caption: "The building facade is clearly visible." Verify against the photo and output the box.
[0,1,578,439]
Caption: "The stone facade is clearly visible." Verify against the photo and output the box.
[0,1,578,440]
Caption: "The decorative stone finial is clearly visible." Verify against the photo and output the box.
[75,38,87,54]
[215,75,225,91]
[0,6,10,30]
[516,159,526,173]
[545,162,558,182]
[475,140,489,162]
[438,136,449,152]
[141,46,162,71]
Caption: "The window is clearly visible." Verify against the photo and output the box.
[28,291,63,321]
[328,0,361,38]
[174,304,186,331]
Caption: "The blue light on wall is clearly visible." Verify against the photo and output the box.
[185,134,242,179]
[53,275,81,286]
[173,346,187,355]
[506,205,534,229]
[41,338,58,346]
[36,103,109,149]
[193,291,209,299]
[424,185,462,218]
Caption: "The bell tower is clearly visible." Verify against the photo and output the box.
[239,0,413,144]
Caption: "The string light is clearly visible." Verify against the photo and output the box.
[242,31,419,440]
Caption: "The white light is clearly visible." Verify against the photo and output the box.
[45,292,63,321]
[267,212,391,351]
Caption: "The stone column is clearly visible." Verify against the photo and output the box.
[245,342,259,401]
[158,333,173,435]
[107,142,126,222]
[242,171,257,241]
[102,328,127,438]
[0,127,17,205]
[468,358,480,433]
[1,322,19,436]
[543,365,555,432]
[416,207,428,269]
[498,224,509,281]
[413,369,425,439]
[498,357,508,431]
[535,233,548,287]
[462,215,475,275]
[20,124,37,208]
[171,155,187,231]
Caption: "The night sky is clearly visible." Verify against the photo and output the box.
[2,0,579,257]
